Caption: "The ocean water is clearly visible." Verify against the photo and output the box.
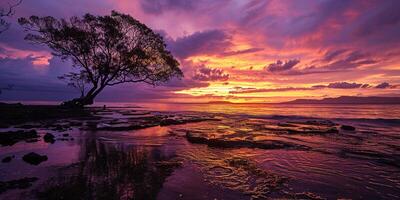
[1,103,399,199]
[99,102,400,119]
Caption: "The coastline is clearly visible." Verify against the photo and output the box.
[0,103,399,199]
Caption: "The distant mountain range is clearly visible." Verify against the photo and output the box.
[284,96,400,104]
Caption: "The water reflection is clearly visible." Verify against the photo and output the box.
[38,138,181,200]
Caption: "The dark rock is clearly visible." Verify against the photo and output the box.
[0,177,38,194]
[265,121,339,135]
[69,121,83,126]
[160,118,183,126]
[305,120,336,126]
[85,121,98,129]
[62,133,69,137]
[286,127,339,135]
[1,155,14,163]
[95,123,157,131]
[0,104,92,126]
[341,125,356,131]
[26,138,40,143]
[160,117,217,126]
[15,124,38,129]
[186,132,309,150]
[120,111,151,116]
[0,130,39,146]
[52,125,66,132]
[0,122,10,129]
[291,192,325,200]
[22,152,48,165]
[43,133,55,143]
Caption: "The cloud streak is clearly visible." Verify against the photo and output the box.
[230,82,397,94]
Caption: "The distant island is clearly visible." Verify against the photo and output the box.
[284,96,400,104]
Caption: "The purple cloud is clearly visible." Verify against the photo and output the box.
[230,87,313,94]
[140,0,196,14]
[325,82,369,89]
[221,47,264,57]
[375,82,391,89]
[323,49,348,62]
[193,65,229,82]
[355,0,400,37]
[265,59,300,73]
[168,29,232,59]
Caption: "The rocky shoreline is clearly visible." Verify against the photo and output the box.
[0,104,399,199]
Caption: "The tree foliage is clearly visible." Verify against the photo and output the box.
[0,0,22,34]
[18,11,183,106]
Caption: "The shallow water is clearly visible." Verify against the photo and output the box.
[1,104,400,199]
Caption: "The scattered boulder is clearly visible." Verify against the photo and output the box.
[43,133,55,143]
[0,130,39,146]
[341,125,356,131]
[1,155,14,163]
[0,177,38,194]
[62,133,69,137]
[22,152,48,165]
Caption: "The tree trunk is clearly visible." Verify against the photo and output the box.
[61,85,106,108]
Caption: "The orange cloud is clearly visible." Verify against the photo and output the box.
[0,43,52,67]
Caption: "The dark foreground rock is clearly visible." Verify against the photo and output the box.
[22,152,48,165]
[0,130,39,146]
[43,133,55,143]
[0,103,93,126]
[1,156,14,163]
[341,125,356,131]
[0,177,38,194]
[186,132,310,150]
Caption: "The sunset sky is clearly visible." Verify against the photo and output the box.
[0,0,399,103]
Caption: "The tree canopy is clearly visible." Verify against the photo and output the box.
[0,0,22,34]
[18,11,183,106]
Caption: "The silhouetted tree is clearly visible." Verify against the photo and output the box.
[58,72,88,98]
[0,0,22,34]
[18,11,183,107]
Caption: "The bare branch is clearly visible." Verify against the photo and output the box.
[0,0,22,34]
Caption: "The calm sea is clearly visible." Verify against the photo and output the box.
[97,102,400,120]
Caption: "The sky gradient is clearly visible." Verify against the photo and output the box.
[0,0,400,103]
